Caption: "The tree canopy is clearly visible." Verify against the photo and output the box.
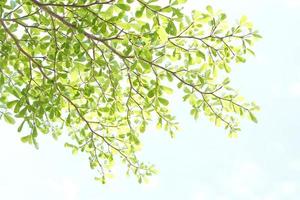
[0,0,260,183]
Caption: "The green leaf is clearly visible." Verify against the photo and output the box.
[116,4,130,11]
[0,74,4,86]
[253,33,262,39]
[3,113,15,124]
[140,123,146,133]
[21,135,31,143]
[147,89,155,98]
[224,63,231,73]
[249,112,258,123]
[240,15,248,24]
[72,147,78,155]
[176,0,188,4]
[158,97,169,106]
[17,120,25,132]
[166,21,177,36]
[161,86,173,94]
[206,5,213,14]
[6,100,18,109]
[138,176,142,184]
[135,10,143,18]
[220,13,227,20]
[236,56,246,63]
[157,27,168,42]
[196,50,206,60]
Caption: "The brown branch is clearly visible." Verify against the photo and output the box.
[136,0,171,20]
[0,19,49,79]
[138,57,236,129]
[32,0,130,59]
[34,0,115,8]
[31,0,121,42]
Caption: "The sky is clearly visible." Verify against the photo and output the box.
[1,0,300,199]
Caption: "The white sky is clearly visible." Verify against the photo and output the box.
[1,0,300,199]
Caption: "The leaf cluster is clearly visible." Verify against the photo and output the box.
[0,0,260,183]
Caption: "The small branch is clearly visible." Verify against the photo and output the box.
[0,19,49,79]
[34,0,115,8]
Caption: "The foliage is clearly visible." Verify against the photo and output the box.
[0,0,260,183]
